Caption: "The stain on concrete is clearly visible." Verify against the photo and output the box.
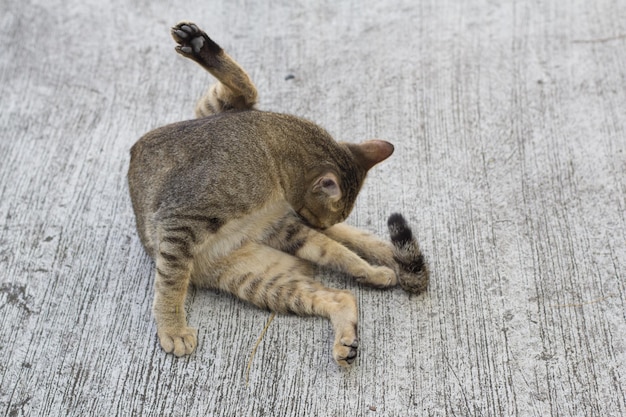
[0,282,37,315]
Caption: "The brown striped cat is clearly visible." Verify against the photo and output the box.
[127,22,429,366]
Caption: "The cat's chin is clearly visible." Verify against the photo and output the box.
[296,208,330,230]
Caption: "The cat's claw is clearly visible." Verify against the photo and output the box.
[157,326,198,357]
[173,29,188,39]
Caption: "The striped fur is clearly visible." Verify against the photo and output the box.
[127,22,428,366]
[387,213,429,294]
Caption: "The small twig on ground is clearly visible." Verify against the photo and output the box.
[572,34,626,43]
[246,312,276,386]
[551,294,617,308]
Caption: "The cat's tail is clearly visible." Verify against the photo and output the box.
[387,213,429,294]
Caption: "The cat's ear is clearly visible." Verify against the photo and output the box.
[346,140,394,170]
[313,172,341,201]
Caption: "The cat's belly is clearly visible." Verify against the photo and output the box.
[189,199,291,286]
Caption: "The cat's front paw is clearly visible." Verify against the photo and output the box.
[171,21,222,62]
[333,335,358,367]
[157,326,198,357]
[364,265,398,288]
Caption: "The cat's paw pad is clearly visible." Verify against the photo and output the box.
[365,266,398,288]
[171,22,203,56]
[171,21,221,60]
[171,22,199,42]
[157,326,198,357]
[333,336,358,367]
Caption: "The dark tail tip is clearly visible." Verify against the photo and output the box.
[388,213,414,247]
[387,213,429,294]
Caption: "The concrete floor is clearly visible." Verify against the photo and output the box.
[1,0,625,415]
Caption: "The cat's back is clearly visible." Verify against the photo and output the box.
[127,110,338,253]
[130,110,332,159]
[128,111,286,213]
[129,110,339,208]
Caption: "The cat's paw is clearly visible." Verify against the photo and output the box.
[171,21,222,62]
[333,335,358,367]
[157,326,198,357]
[364,265,398,288]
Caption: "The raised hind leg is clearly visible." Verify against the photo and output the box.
[171,22,258,117]
[209,242,359,366]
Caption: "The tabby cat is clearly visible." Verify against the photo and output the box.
[127,22,428,366]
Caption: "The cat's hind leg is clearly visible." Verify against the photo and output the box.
[211,242,359,366]
[152,233,197,356]
[171,22,258,117]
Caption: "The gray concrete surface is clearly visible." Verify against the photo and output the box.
[1,0,625,416]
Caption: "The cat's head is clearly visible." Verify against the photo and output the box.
[297,140,394,229]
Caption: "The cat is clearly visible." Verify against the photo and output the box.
[127,21,429,366]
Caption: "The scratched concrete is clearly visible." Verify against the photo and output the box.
[1,0,625,416]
